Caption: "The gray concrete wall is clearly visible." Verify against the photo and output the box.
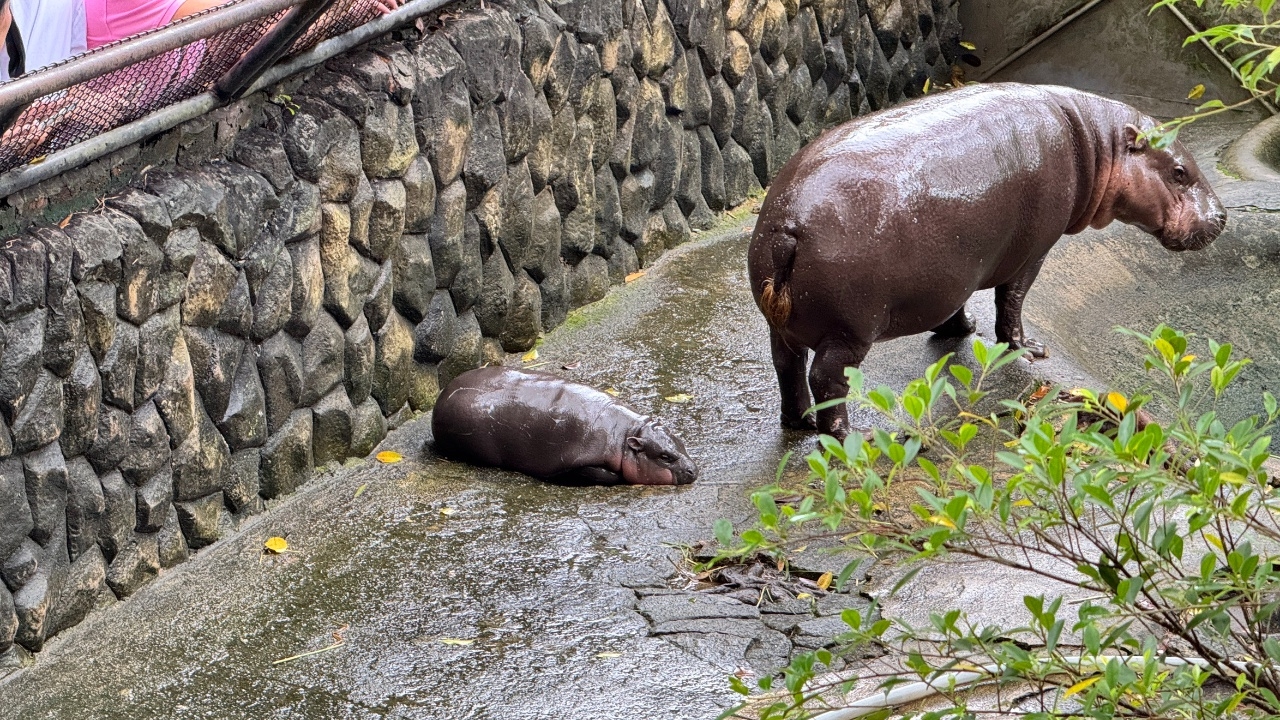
[961,0,1256,119]
[0,0,962,663]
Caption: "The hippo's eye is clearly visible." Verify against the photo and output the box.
[1172,166,1188,185]
[659,453,675,463]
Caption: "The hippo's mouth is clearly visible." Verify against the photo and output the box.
[1157,218,1225,252]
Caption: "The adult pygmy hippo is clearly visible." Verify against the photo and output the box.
[749,82,1226,438]
[431,367,698,486]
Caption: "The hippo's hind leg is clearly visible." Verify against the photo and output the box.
[808,337,872,440]
[771,328,816,429]
[930,305,977,337]
[995,258,1049,358]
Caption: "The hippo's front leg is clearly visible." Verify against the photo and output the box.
[551,466,626,486]
[994,258,1048,358]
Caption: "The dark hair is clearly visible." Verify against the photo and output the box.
[4,0,23,80]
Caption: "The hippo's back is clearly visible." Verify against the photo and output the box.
[765,83,1120,228]
[431,367,631,477]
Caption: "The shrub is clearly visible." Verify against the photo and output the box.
[714,326,1280,720]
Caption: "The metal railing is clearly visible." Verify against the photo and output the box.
[0,0,453,196]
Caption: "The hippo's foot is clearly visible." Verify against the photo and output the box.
[781,412,818,431]
[1009,337,1049,359]
[931,308,977,338]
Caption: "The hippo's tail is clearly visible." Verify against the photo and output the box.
[759,230,798,329]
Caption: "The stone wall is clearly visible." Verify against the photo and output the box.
[0,0,961,661]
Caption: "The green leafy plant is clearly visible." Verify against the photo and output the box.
[713,326,1280,720]
[1147,0,1280,146]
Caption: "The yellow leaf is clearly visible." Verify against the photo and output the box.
[1064,675,1102,698]
[664,393,693,403]
[816,572,833,591]
[604,387,619,396]
[960,41,976,50]
[522,349,539,363]
[264,536,288,554]
[1221,472,1247,485]
[354,484,367,498]
[28,155,47,165]
[376,450,403,464]
[928,514,956,529]
[439,637,474,646]
[1106,392,1128,413]
[57,214,72,229]
[922,77,931,93]
[796,592,813,600]
[595,652,622,659]
[1188,83,1205,100]
[1205,533,1224,551]
[625,270,646,283]
[1013,498,1033,507]
[439,507,456,516]
[1182,354,1197,363]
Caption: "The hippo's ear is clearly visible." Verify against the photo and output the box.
[1124,124,1148,152]
[626,436,645,451]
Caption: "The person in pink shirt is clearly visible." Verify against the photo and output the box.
[86,0,404,49]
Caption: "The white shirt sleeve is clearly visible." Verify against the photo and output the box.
[72,0,87,57]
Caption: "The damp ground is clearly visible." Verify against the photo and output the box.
[3,119,1278,720]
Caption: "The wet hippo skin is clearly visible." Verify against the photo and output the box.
[431,367,698,486]
[748,82,1227,438]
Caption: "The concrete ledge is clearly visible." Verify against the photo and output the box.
[1223,113,1280,182]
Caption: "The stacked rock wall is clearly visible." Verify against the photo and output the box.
[0,0,961,660]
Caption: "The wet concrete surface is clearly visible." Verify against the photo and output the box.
[6,117,1280,718]
[0,209,1104,719]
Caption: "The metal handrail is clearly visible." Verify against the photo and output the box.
[0,0,305,114]
[0,0,454,199]
[214,0,339,100]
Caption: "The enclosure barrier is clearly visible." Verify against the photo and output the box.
[0,0,453,197]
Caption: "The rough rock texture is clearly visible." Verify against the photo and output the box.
[0,0,958,650]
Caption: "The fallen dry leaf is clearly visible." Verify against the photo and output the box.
[439,637,474,646]
[522,349,539,363]
[439,507,456,516]
[796,592,813,600]
[264,536,289,554]
[595,652,622,659]
[58,214,72,229]
[353,484,368,499]
[624,270,646,283]
[1188,83,1206,100]
[664,393,693,404]
[604,387,619,397]
[376,450,403,464]
[960,40,976,50]
[816,572,833,591]
[1027,383,1052,405]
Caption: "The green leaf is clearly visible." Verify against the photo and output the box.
[714,518,734,547]
[949,364,973,386]
[836,558,863,592]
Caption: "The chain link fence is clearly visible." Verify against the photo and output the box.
[0,0,386,172]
